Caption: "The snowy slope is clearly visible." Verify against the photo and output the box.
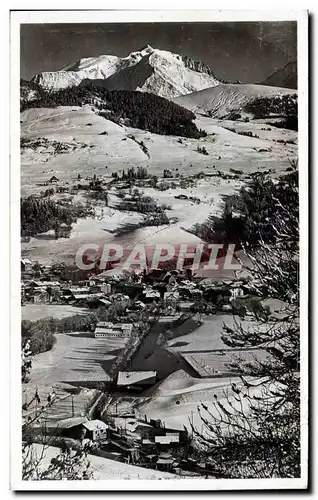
[260,61,297,89]
[26,444,177,480]
[32,45,220,99]
[20,106,297,265]
[175,83,297,118]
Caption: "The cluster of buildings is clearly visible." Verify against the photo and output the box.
[21,257,246,313]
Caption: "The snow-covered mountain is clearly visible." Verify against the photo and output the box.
[260,61,297,90]
[31,45,220,99]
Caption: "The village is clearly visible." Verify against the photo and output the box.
[21,252,277,477]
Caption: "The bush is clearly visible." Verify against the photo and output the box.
[197,145,209,155]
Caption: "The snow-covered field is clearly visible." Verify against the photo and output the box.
[113,369,252,431]
[21,104,297,266]
[28,332,128,386]
[22,304,88,322]
[25,444,178,480]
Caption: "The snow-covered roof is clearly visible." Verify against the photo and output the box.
[83,419,109,432]
[155,435,179,444]
[117,371,157,386]
[55,416,88,429]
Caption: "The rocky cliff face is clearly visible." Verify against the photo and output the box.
[181,55,216,77]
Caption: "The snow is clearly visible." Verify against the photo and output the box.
[25,444,177,480]
[22,304,88,322]
[32,46,219,98]
[114,370,250,431]
[28,332,130,386]
[175,83,297,117]
[20,104,297,266]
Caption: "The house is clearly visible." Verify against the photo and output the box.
[32,289,50,303]
[230,286,244,301]
[45,417,109,442]
[21,258,32,273]
[156,453,177,472]
[164,291,179,308]
[142,288,161,303]
[155,434,180,445]
[82,420,109,442]
[117,371,157,390]
[100,282,112,294]
[87,297,111,309]
[178,301,195,312]
[157,315,181,326]
[94,322,133,339]
[62,286,90,301]
[48,175,60,184]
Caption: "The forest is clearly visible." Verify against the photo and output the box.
[245,93,298,130]
[21,196,73,237]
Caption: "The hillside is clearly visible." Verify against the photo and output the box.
[174,83,297,118]
[31,45,220,99]
[261,61,297,89]
[20,84,205,139]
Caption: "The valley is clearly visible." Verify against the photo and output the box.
[20,41,299,480]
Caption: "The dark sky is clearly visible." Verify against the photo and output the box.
[20,22,297,83]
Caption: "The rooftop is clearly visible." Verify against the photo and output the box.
[117,371,157,386]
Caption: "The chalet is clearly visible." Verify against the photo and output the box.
[43,417,109,443]
[48,175,60,184]
[230,286,244,301]
[82,420,109,442]
[142,288,160,303]
[155,434,180,445]
[164,291,179,308]
[62,286,90,301]
[21,258,32,273]
[32,289,50,304]
[156,453,177,472]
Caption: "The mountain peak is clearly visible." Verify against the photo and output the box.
[31,47,220,99]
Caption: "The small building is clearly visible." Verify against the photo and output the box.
[155,434,180,445]
[82,420,109,442]
[32,289,50,303]
[142,288,161,303]
[178,301,195,312]
[164,291,179,308]
[117,371,157,390]
[100,282,112,295]
[47,417,109,443]
[21,258,32,273]
[230,287,244,301]
[156,453,177,472]
[48,175,60,184]
[94,322,133,339]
